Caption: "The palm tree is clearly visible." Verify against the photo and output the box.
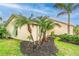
[14,15,35,44]
[34,16,61,45]
[53,3,79,34]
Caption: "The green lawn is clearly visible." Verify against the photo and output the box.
[0,39,23,56]
[55,37,79,56]
[0,38,79,56]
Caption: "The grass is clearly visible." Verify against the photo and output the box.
[0,39,23,56]
[0,38,79,56]
[55,37,79,56]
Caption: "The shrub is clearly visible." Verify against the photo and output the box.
[59,34,79,45]
[73,25,79,35]
[0,26,10,39]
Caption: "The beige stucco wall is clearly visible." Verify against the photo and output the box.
[6,17,73,41]
[17,25,30,41]
[47,22,73,35]
[17,25,39,41]
[6,17,17,38]
[53,22,73,35]
[6,17,39,41]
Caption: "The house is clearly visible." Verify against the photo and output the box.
[6,14,74,41]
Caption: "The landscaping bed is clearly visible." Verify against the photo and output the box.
[20,37,58,56]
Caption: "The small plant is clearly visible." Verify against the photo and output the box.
[59,34,79,45]
[51,31,54,36]
[73,25,79,35]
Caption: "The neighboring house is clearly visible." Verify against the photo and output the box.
[6,14,74,41]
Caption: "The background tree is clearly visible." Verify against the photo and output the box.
[53,3,79,34]
[0,26,10,39]
[73,25,79,35]
[0,17,10,39]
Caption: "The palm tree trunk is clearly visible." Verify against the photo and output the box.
[67,13,71,34]
[41,30,46,45]
[38,27,43,44]
[27,24,35,44]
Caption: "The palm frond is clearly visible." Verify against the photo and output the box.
[72,4,79,11]
[14,16,28,28]
[67,3,74,12]
[57,11,67,16]
[54,23,61,27]
[29,14,34,19]
[54,3,79,14]
[53,3,67,10]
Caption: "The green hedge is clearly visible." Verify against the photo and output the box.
[59,34,79,45]
[0,26,10,39]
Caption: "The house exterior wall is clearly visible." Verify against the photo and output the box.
[6,17,39,41]
[17,25,30,41]
[6,16,74,41]
[6,17,17,38]
[17,25,39,41]
[54,22,73,35]
[47,22,73,35]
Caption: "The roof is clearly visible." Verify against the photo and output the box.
[5,14,74,27]
[5,14,24,26]
[51,19,74,27]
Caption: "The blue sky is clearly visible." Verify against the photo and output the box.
[0,3,79,25]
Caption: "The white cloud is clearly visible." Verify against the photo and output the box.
[0,3,53,16]
[0,3,48,15]
[25,7,49,15]
[0,3,23,9]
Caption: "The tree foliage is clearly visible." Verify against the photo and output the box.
[53,3,79,34]
[73,25,79,35]
[0,26,10,39]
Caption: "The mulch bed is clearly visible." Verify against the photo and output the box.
[20,37,58,56]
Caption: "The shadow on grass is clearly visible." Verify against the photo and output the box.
[20,38,58,56]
